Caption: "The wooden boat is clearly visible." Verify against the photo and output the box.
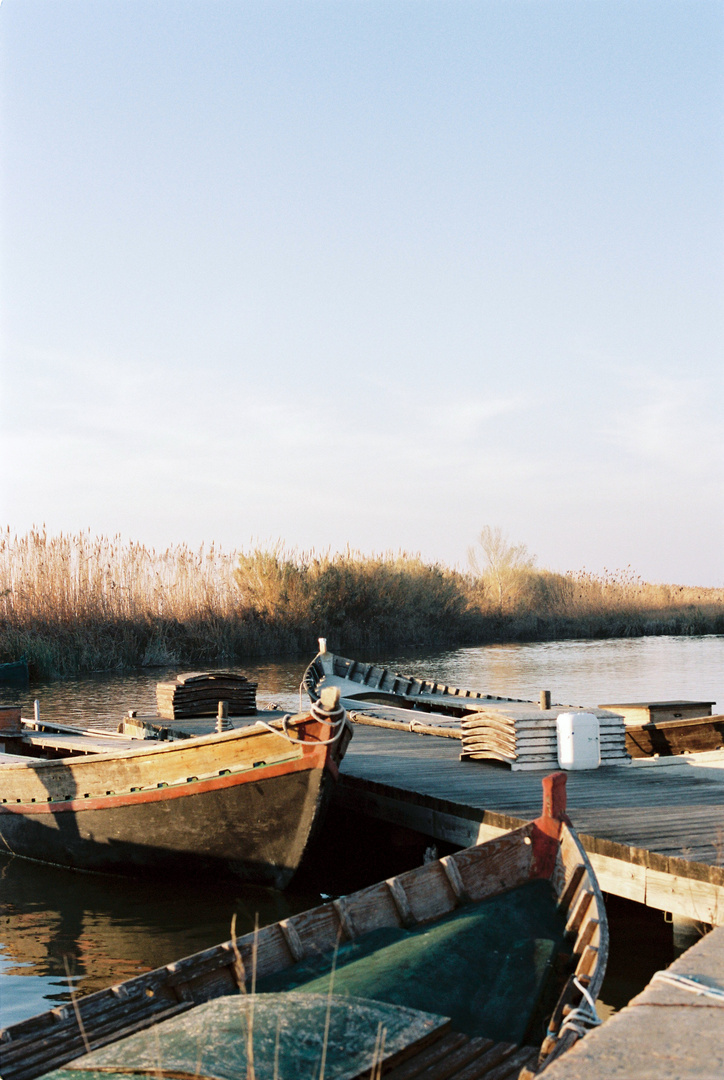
[598,699,724,758]
[0,772,608,1080]
[0,658,29,687]
[303,643,530,718]
[304,645,630,770]
[624,714,724,758]
[0,689,351,887]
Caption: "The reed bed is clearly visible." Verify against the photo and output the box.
[1,529,722,678]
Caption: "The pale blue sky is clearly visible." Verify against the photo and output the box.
[2,1,722,583]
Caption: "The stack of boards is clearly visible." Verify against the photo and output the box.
[460,708,630,771]
[156,672,258,720]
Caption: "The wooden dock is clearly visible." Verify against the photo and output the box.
[541,923,724,1079]
[336,723,724,924]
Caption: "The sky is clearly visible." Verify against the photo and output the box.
[1,0,722,584]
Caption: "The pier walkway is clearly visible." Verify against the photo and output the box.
[336,723,724,924]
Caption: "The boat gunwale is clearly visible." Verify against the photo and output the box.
[0,748,323,814]
[0,712,336,772]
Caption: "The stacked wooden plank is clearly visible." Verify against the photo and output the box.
[460,707,630,771]
[156,672,257,720]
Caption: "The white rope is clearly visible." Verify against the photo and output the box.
[254,704,349,747]
[409,718,435,733]
[559,977,602,1039]
[651,971,724,1003]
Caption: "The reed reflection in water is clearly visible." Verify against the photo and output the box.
[0,659,309,733]
[0,853,318,1026]
[388,635,722,712]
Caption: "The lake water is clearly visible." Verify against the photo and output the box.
[1,635,722,1027]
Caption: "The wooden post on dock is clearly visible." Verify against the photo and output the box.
[540,690,551,711]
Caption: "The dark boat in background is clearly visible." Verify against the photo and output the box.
[0,688,351,886]
[0,658,29,687]
[600,700,724,759]
[0,772,608,1080]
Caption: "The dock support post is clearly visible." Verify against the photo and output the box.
[540,690,551,711]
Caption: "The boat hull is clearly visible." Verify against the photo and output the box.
[0,773,608,1080]
[0,717,349,887]
[0,759,330,887]
[304,649,529,717]
[0,660,29,688]
[625,714,724,757]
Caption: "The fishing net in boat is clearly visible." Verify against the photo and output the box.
[42,994,448,1080]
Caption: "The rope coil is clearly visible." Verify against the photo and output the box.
[255,704,349,747]
[559,977,602,1039]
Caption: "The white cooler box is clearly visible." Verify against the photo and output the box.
[556,712,601,770]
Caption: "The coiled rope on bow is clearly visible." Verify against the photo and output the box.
[559,977,602,1039]
[254,701,349,746]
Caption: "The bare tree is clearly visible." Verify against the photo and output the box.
[468,526,537,612]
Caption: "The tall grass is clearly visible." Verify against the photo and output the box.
[488,566,724,641]
[1,528,722,678]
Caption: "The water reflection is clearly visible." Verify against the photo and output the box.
[0,853,318,1026]
[0,660,309,733]
[387,635,723,712]
[1,639,721,730]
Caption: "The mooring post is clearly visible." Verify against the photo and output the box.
[216,700,232,733]
[540,690,551,711]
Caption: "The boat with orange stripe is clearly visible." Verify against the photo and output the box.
[0,688,351,887]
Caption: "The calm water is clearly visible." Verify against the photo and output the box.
[1,635,722,1027]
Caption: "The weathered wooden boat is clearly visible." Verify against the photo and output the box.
[624,713,724,758]
[0,772,608,1080]
[303,642,530,719]
[0,689,351,886]
[305,645,630,770]
[598,699,724,758]
[0,658,29,687]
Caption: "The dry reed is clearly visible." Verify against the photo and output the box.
[1,528,722,678]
